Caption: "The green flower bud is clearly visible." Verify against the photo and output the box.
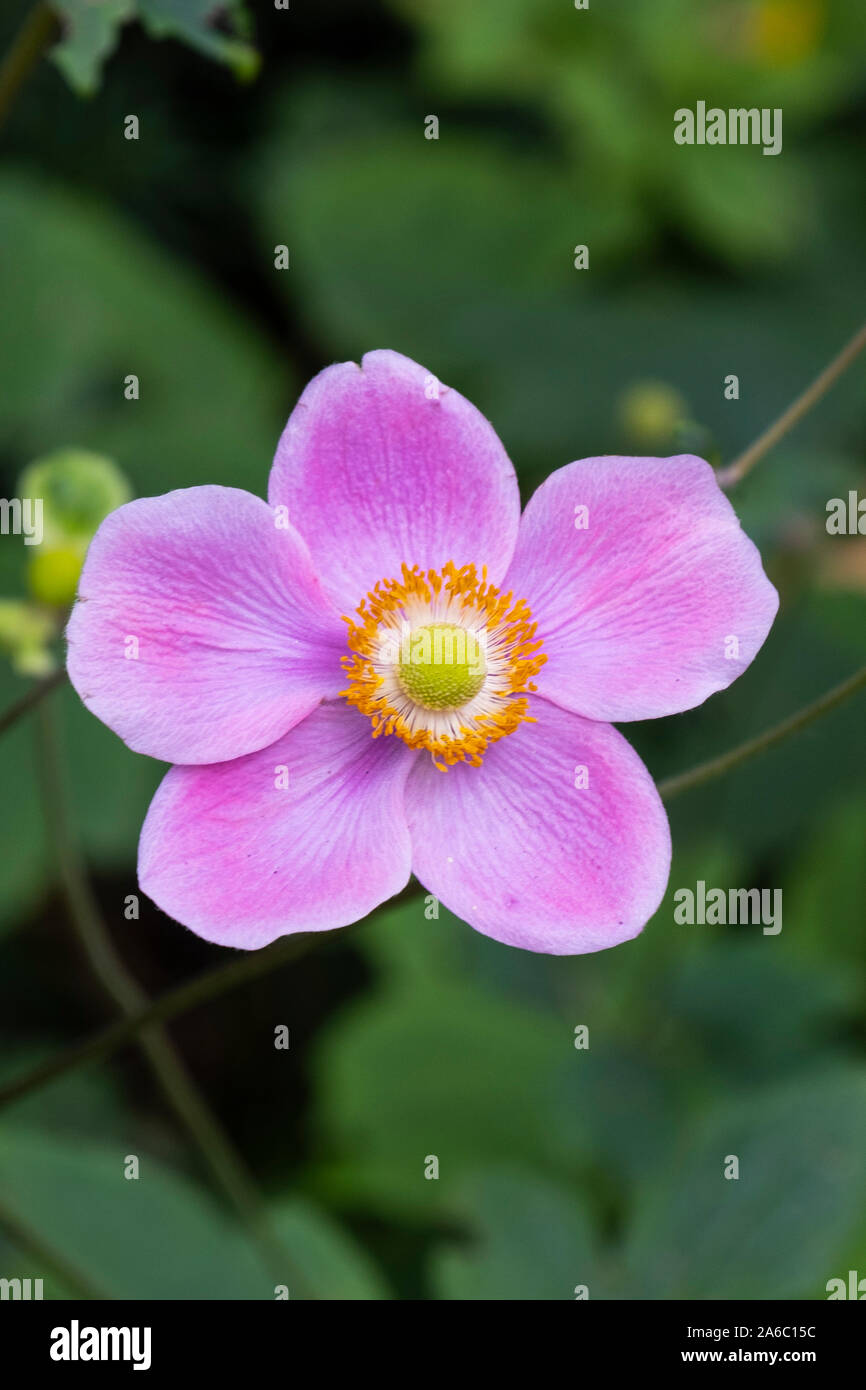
[620,381,688,450]
[0,600,57,677]
[28,543,88,607]
[18,449,131,546]
[17,449,131,607]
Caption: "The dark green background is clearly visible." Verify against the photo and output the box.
[1,0,865,1298]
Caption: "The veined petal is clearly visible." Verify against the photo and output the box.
[268,349,520,610]
[405,696,671,955]
[504,454,779,722]
[67,486,346,765]
[139,702,415,948]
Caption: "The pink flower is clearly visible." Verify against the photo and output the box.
[67,351,778,955]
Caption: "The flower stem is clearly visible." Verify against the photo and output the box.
[717,320,866,488]
[0,932,314,1108]
[0,1,58,135]
[0,879,423,1111]
[33,691,312,1296]
[658,664,866,802]
[2,671,864,1113]
[0,667,66,738]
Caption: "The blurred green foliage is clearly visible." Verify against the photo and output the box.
[0,0,865,1299]
[51,0,258,95]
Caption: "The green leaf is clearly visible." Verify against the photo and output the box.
[352,895,477,987]
[0,1240,72,1301]
[0,1128,270,1298]
[0,1050,126,1142]
[0,170,288,495]
[50,0,134,98]
[50,1,258,97]
[256,104,588,371]
[623,1067,866,1299]
[313,976,565,1217]
[255,85,862,483]
[549,1046,678,1186]
[269,1201,390,1300]
[782,795,866,976]
[431,1169,598,1301]
[137,1,259,82]
[0,1127,390,1299]
[669,144,810,269]
[662,941,858,1082]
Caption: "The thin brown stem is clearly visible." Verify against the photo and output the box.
[717,320,866,488]
[658,664,866,802]
[0,667,66,739]
[1,657,861,1112]
[0,878,424,1111]
[0,933,313,1108]
[0,2,59,135]
[34,691,312,1295]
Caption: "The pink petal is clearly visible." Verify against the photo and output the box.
[268,350,520,610]
[405,697,670,955]
[67,487,346,765]
[139,702,415,948]
[504,455,779,722]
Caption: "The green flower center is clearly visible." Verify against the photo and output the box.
[396,622,487,711]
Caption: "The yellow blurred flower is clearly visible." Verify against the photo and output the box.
[27,543,88,608]
[18,449,131,609]
[619,380,688,450]
[0,600,57,677]
[750,0,825,66]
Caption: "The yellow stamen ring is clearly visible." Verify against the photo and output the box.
[340,561,547,770]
